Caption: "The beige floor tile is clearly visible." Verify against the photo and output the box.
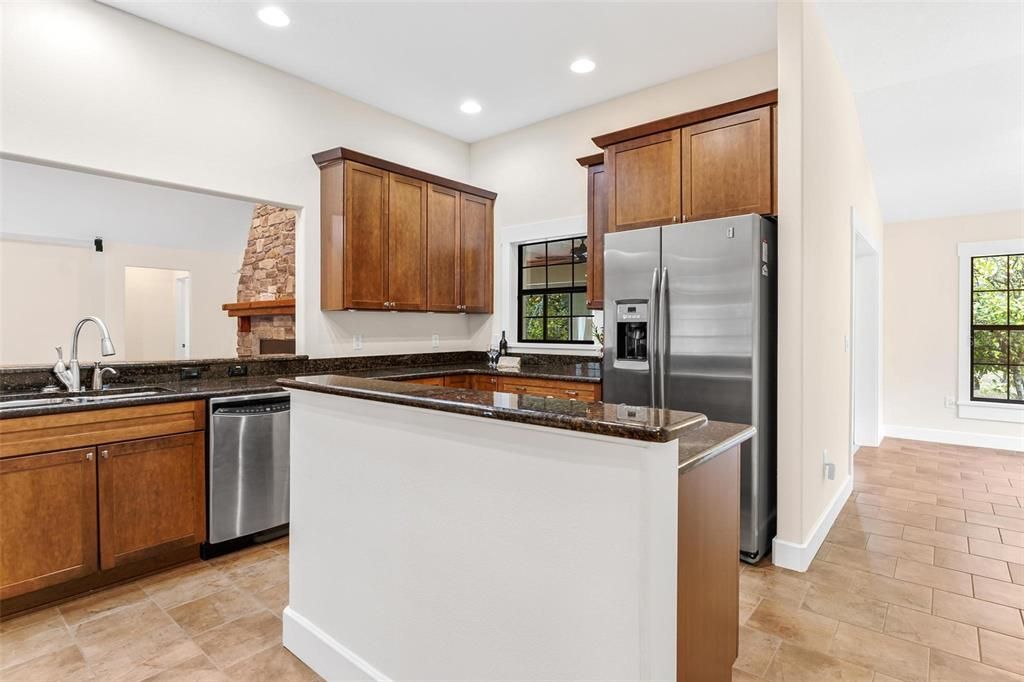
[895,558,973,595]
[207,546,278,572]
[930,649,1024,682]
[933,590,1024,638]
[829,622,930,682]
[994,504,1024,520]
[851,572,933,611]
[825,526,869,549]
[740,567,811,608]
[193,610,282,670]
[908,501,966,522]
[746,598,839,653]
[59,583,151,632]
[819,544,898,576]
[883,604,980,660]
[865,535,934,563]
[731,667,762,681]
[966,489,1024,507]
[885,486,938,504]
[938,495,995,514]
[0,606,64,635]
[734,624,781,677]
[0,611,74,670]
[975,575,1024,609]
[1010,562,1024,585]
[88,624,199,682]
[936,517,1005,542]
[140,563,234,610]
[762,641,872,681]
[801,559,863,590]
[901,525,971,552]
[223,643,318,681]
[167,587,265,637]
[980,629,1024,675]
[855,493,911,512]
[140,654,230,682]
[799,582,887,631]
[875,506,938,530]
[0,645,92,681]
[935,547,1012,581]
[253,583,289,619]
[972,537,1024,564]
[1002,529,1024,547]
[836,513,904,538]
[225,555,289,595]
[968,511,1024,533]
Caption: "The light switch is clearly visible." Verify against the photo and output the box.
[352,335,363,350]
[432,334,440,349]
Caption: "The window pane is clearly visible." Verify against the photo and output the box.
[1010,255,1024,289]
[547,239,573,265]
[571,292,589,315]
[547,293,570,316]
[973,365,1008,400]
[1011,367,1024,401]
[522,243,546,268]
[523,317,544,341]
[973,291,1008,325]
[1011,290,1024,325]
[522,266,547,290]
[547,264,573,288]
[572,238,587,263]
[973,256,1007,290]
[571,316,594,341]
[546,318,570,341]
[573,262,587,287]
[973,330,1008,364]
[1010,330,1024,365]
[522,294,543,318]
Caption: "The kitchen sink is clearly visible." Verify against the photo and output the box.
[0,386,174,410]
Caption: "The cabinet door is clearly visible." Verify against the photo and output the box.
[0,448,98,599]
[426,184,461,312]
[472,375,499,391]
[344,161,389,309]
[586,163,608,310]
[606,129,681,232]
[405,376,445,386]
[98,433,205,570]
[387,173,428,310]
[681,107,772,221]
[460,193,493,313]
[442,375,472,389]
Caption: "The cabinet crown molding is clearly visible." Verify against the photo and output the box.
[311,146,497,200]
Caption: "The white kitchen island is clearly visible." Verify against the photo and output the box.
[278,375,752,682]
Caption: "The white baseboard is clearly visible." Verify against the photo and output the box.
[771,475,852,572]
[283,606,390,682]
[884,424,1024,453]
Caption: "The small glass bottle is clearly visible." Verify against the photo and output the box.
[499,331,508,356]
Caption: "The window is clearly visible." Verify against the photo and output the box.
[518,237,593,344]
[970,254,1024,403]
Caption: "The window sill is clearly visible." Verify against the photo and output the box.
[508,343,601,356]
[957,401,1024,424]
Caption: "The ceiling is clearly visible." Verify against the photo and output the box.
[101,1,777,143]
[818,2,1024,223]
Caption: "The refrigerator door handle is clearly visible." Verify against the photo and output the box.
[649,266,660,408]
[658,266,669,408]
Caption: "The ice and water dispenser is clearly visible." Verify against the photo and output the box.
[613,301,649,368]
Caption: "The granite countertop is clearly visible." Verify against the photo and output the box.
[280,374,706,443]
[677,421,756,473]
[344,361,602,383]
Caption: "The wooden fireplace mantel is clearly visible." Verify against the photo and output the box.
[222,298,296,333]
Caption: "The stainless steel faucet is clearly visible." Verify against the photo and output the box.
[53,316,116,392]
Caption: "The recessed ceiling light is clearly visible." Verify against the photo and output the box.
[257,6,290,27]
[460,100,482,115]
[570,58,596,74]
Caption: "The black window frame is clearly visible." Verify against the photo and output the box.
[970,253,1024,404]
[517,237,594,345]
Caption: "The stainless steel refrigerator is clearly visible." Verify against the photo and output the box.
[603,214,776,563]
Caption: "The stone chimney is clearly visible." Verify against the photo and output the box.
[235,204,296,356]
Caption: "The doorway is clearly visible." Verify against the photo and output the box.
[852,234,882,452]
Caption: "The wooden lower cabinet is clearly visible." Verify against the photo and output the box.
[442,375,472,389]
[405,376,445,386]
[0,447,98,600]
[497,377,601,402]
[472,375,499,391]
[98,432,206,570]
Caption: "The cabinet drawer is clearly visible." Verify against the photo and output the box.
[497,377,598,402]
[404,376,445,387]
[443,375,472,389]
[472,375,500,391]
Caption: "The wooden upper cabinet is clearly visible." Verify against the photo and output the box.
[460,193,493,313]
[0,448,98,599]
[426,184,461,312]
[387,173,428,310]
[98,432,205,570]
[586,162,608,310]
[681,106,772,221]
[344,161,389,310]
[606,129,681,232]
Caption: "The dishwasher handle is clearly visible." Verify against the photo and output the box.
[213,401,290,416]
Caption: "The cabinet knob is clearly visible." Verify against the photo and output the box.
[565,390,578,396]
[100,449,109,460]
[672,215,677,222]
[85,452,93,461]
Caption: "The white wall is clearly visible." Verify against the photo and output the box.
[884,210,1024,450]
[1,0,473,358]
[124,267,185,361]
[773,1,885,570]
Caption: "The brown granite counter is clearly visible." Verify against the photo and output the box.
[677,421,756,473]
[279,374,705,443]
[344,361,601,383]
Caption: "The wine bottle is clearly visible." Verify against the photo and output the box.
[499,331,508,356]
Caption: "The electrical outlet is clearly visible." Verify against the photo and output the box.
[944,396,956,408]
[431,334,440,349]
[823,449,836,480]
[352,335,363,351]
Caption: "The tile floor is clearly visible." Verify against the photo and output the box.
[735,437,1024,682]
[1,437,1020,681]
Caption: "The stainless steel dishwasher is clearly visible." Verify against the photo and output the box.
[206,392,290,553]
